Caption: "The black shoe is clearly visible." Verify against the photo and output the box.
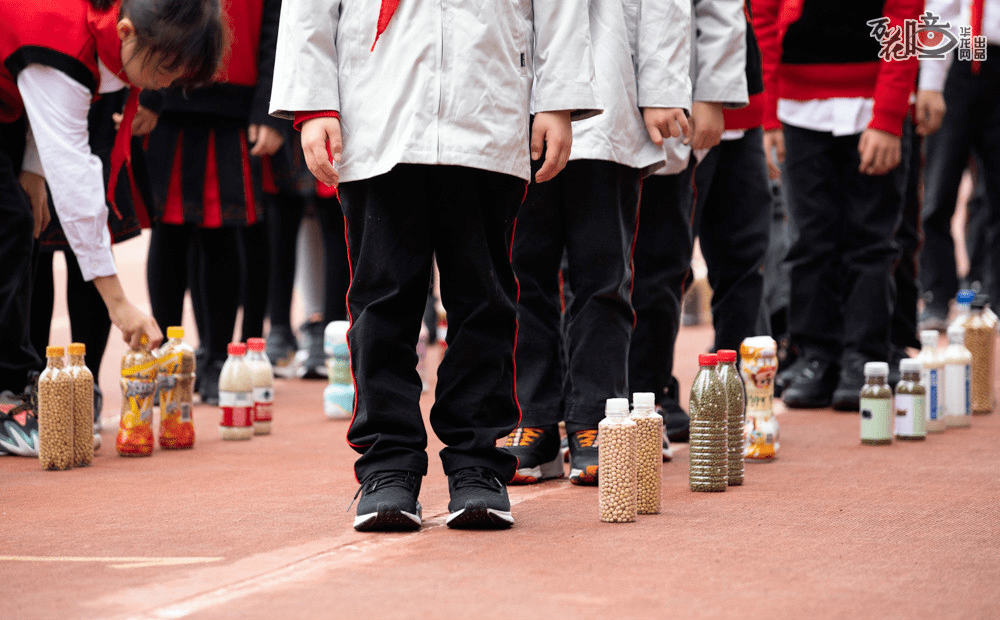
[568,429,599,485]
[199,360,224,406]
[775,356,810,398]
[501,425,563,484]
[446,466,514,529]
[266,324,299,378]
[297,320,327,380]
[831,353,869,411]
[659,402,690,443]
[781,358,839,409]
[353,470,423,532]
[0,379,39,457]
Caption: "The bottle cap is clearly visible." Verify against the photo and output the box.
[864,361,889,377]
[957,289,976,306]
[167,326,185,339]
[899,358,922,373]
[716,349,737,363]
[947,324,965,342]
[247,337,266,352]
[46,346,65,358]
[228,342,247,356]
[68,343,86,356]
[919,330,939,346]
[605,397,631,416]
[632,392,655,409]
[698,353,718,366]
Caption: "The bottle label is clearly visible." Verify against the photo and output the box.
[944,363,971,418]
[253,387,274,422]
[219,391,253,427]
[922,369,939,420]
[745,386,773,416]
[122,378,155,427]
[894,394,925,436]
[861,397,893,441]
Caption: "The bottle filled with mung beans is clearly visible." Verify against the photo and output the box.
[630,392,662,515]
[38,346,74,470]
[860,362,892,445]
[246,338,274,435]
[118,340,157,457]
[158,327,196,449]
[599,398,637,523]
[689,353,728,492]
[219,343,254,440]
[916,330,946,433]
[716,349,745,486]
[943,324,971,428]
[67,343,94,467]
[964,296,995,415]
[894,359,926,440]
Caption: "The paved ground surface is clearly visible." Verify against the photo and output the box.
[4,232,999,620]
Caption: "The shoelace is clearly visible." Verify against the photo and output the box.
[573,429,598,449]
[504,427,544,448]
[450,467,501,492]
[347,471,416,512]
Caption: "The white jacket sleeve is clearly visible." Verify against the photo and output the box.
[919,0,962,92]
[692,0,748,106]
[637,0,693,111]
[18,65,115,282]
[531,0,602,116]
[269,0,341,118]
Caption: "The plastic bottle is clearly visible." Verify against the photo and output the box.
[739,336,779,460]
[860,362,893,445]
[218,343,254,440]
[323,321,354,420]
[630,392,662,515]
[943,324,972,428]
[118,339,157,456]
[157,327,196,449]
[894,359,926,440]
[67,343,94,466]
[246,337,275,435]
[916,330,946,433]
[598,398,637,523]
[37,346,73,470]
[964,296,996,415]
[949,289,977,333]
[689,353,728,492]
[716,349,745,486]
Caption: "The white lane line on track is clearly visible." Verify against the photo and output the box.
[0,556,223,569]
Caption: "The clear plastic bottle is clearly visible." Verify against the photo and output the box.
[916,330,946,433]
[38,346,73,470]
[158,327,196,449]
[689,353,728,492]
[67,343,94,466]
[118,339,157,456]
[739,336,779,461]
[894,359,926,440]
[964,296,996,415]
[860,362,893,445]
[218,343,254,440]
[716,349,745,486]
[949,289,977,333]
[323,321,354,420]
[599,398,637,523]
[630,392,662,515]
[246,337,275,435]
[943,324,972,428]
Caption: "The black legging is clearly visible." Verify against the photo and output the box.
[147,223,241,363]
[239,220,269,340]
[30,250,112,379]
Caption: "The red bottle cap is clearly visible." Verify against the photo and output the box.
[698,353,718,366]
[247,338,266,352]
[717,349,737,363]
[228,342,247,356]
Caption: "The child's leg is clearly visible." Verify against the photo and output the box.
[194,226,242,363]
[696,129,773,351]
[146,223,193,336]
[509,168,567,429]
[340,166,435,481]
[314,195,350,323]
[265,192,305,329]
[239,221,269,341]
[561,160,640,434]
[427,167,523,481]
[65,250,112,378]
[29,251,55,363]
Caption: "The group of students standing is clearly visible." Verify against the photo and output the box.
[1,0,996,533]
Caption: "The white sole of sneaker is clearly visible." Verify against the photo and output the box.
[511,454,564,484]
[353,503,422,532]
[445,505,514,530]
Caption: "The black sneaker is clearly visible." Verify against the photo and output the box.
[568,429,599,485]
[659,402,689,443]
[446,467,514,529]
[199,359,224,407]
[775,356,810,398]
[831,352,869,412]
[501,425,563,484]
[781,358,839,408]
[266,325,299,379]
[353,470,422,532]
[297,320,327,380]
[0,380,39,457]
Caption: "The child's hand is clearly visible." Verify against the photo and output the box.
[762,129,785,181]
[18,170,49,238]
[249,124,285,157]
[914,90,946,137]
[531,110,572,183]
[685,102,725,150]
[301,116,342,187]
[857,128,901,176]
[112,105,158,136]
[642,107,690,145]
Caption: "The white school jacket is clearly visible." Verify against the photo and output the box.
[269,0,601,184]
[570,0,693,176]
[657,0,748,175]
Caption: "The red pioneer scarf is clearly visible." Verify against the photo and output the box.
[371,0,401,51]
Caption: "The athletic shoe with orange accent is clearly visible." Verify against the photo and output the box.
[501,425,563,484]
[0,380,39,457]
[568,428,599,485]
